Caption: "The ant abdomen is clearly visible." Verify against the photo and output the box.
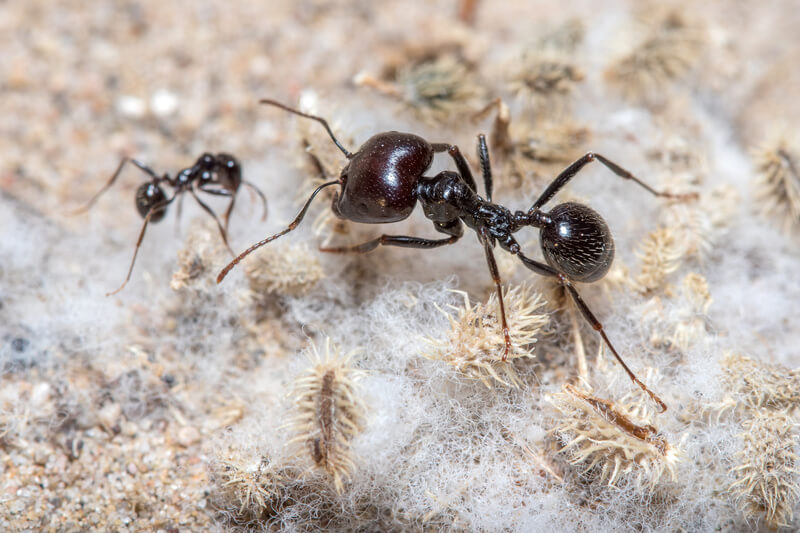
[334,132,433,223]
[540,202,614,282]
[135,183,168,222]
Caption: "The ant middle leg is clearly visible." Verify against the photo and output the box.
[189,188,235,255]
[476,134,493,201]
[319,220,463,254]
[431,143,478,193]
[477,227,511,360]
[74,158,161,214]
[513,249,667,412]
[531,152,697,211]
[242,181,268,221]
[108,194,176,296]
[196,185,237,233]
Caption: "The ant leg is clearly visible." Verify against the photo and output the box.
[319,220,463,253]
[259,99,353,158]
[174,191,186,235]
[531,152,697,211]
[431,143,478,193]
[107,194,176,296]
[197,185,237,233]
[477,134,493,202]
[242,180,268,221]
[189,188,234,255]
[73,158,160,214]
[319,233,461,254]
[514,250,667,412]
[477,227,511,361]
[223,194,236,234]
[217,180,339,283]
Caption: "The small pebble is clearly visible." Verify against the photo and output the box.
[176,426,201,448]
[116,95,146,118]
[150,89,179,117]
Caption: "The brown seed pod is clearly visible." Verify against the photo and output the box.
[286,339,365,493]
[425,285,549,388]
[549,383,679,489]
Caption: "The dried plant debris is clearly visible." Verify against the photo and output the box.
[356,53,483,123]
[549,383,679,490]
[634,226,685,295]
[718,353,800,414]
[669,273,712,351]
[287,339,365,493]
[170,218,229,290]
[425,285,549,388]
[293,97,354,187]
[211,453,292,522]
[657,184,738,263]
[728,410,800,529]
[509,50,584,117]
[477,98,590,191]
[535,18,586,53]
[605,10,704,102]
[244,242,324,296]
[753,135,800,234]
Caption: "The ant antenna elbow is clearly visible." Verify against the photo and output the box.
[259,99,353,159]
[216,180,340,283]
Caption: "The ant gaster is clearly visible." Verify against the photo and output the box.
[77,153,267,296]
[218,99,696,412]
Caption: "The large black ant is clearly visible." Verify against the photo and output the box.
[218,99,696,412]
[77,152,267,296]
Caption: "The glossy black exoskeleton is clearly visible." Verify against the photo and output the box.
[218,99,696,412]
[77,152,267,295]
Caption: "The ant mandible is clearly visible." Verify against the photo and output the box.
[218,99,695,412]
[77,152,267,296]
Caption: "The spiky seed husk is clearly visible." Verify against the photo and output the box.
[720,353,800,413]
[728,409,800,528]
[170,219,229,290]
[549,383,679,489]
[509,51,584,117]
[752,136,800,233]
[244,243,324,296]
[605,11,704,101]
[287,339,365,493]
[634,226,685,294]
[425,285,549,388]
[211,454,289,519]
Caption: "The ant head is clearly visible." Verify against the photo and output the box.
[135,182,168,222]
[214,153,242,190]
[333,132,432,223]
[539,202,614,282]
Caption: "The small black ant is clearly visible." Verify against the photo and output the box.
[77,152,267,296]
[218,99,696,412]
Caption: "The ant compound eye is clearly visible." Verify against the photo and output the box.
[540,202,614,282]
[135,183,168,222]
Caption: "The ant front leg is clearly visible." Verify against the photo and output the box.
[189,187,235,255]
[512,249,668,412]
[319,219,463,254]
[242,180,268,221]
[477,227,512,361]
[74,158,161,214]
[531,152,697,211]
[476,134,493,202]
[108,194,177,296]
[197,185,237,233]
[431,143,478,193]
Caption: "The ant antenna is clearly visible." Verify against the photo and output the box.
[217,180,339,283]
[259,99,353,159]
